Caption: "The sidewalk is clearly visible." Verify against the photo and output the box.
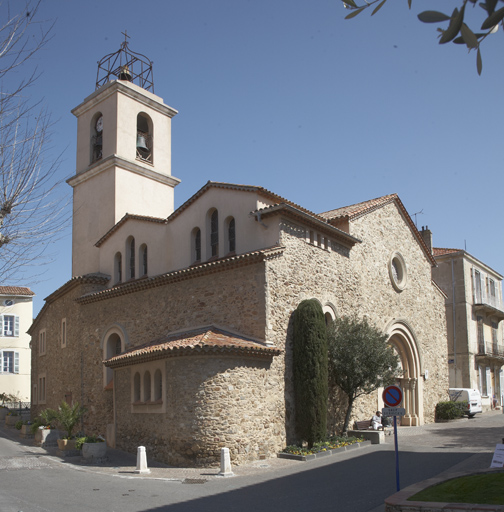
[1,410,502,483]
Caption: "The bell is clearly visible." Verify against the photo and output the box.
[136,133,149,151]
[118,65,132,81]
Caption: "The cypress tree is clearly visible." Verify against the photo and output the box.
[293,299,328,447]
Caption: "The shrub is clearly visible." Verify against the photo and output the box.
[50,401,87,439]
[15,420,23,430]
[282,435,364,456]
[435,400,467,420]
[75,435,105,450]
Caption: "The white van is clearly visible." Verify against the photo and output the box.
[448,388,483,417]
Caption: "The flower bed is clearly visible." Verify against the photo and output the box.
[279,436,369,461]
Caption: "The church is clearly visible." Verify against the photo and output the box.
[29,41,449,467]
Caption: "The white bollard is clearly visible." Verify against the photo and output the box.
[218,447,234,477]
[134,446,151,474]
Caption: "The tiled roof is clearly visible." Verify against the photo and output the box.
[95,213,166,247]
[318,193,398,221]
[0,286,35,296]
[28,273,110,334]
[320,193,437,267]
[104,326,281,368]
[433,247,502,279]
[169,181,318,221]
[76,246,285,305]
[433,248,461,257]
[252,203,360,247]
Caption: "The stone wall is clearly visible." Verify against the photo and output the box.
[30,280,113,430]
[31,262,272,460]
[114,354,283,467]
[267,202,448,440]
[349,203,449,424]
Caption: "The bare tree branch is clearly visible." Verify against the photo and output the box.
[0,2,69,284]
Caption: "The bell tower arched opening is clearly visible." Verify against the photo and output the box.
[136,112,153,163]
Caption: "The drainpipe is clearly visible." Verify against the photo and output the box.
[254,211,268,229]
[451,258,457,384]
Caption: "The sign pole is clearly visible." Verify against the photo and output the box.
[394,415,400,491]
[382,385,404,493]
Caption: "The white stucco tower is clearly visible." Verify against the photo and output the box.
[67,40,180,277]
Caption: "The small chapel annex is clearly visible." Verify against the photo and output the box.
[29,41,449,467]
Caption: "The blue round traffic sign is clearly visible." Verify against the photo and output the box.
[383,385,403,407]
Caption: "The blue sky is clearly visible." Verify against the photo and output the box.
[10,0,503,315]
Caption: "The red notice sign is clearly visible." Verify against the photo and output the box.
[383,385,403,407]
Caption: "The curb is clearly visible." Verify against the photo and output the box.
[277,440,372,462]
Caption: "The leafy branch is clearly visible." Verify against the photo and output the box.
[340,0,504,74]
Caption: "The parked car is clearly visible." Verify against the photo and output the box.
[448,388,482,417]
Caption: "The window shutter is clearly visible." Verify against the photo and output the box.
[14,316,19,337]
[486,367,492,397]
[0,315,3,336]
[481,275,487,303]
[14,352,19,374]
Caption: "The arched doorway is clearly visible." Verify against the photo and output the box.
[386,320,423,426]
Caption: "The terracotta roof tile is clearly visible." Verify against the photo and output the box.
[319,193,437,267]
[95,214,166,247]
[76,246,284,305]
[318,193,398,221]
[105,326,281,367]
[251,203,360,247]
[169,181,318,221]
[0,286,34,296]
[433,247,462,257]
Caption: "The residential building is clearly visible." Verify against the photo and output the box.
[424,227,504,410]
[0,286,34,401]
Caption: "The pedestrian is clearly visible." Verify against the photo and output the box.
[372,411,384,430]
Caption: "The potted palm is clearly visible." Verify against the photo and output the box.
[50,401,86,451]
[32,408,59,446]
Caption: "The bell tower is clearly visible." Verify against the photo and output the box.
[68,37,180,277]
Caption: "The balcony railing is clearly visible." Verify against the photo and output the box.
[477,341,504,358]
[474,300,504,321]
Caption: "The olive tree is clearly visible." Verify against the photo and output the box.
[327,315,401,433]
[340,0,504,74]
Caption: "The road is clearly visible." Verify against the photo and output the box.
[0,412,502,512]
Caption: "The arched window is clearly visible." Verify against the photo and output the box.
[227,217,236,253]
[154,369,162,402]
[139,244,148,276]
[127,237,135,279]
[143,371,151,402]
[323,303,336,326]
[104,333,122,385]
[133,372,141,402]
[210,209,219,258]
[114,252,122,284]
[136,113,153,163]
[91,112,103,164]
[192,228,201,263]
